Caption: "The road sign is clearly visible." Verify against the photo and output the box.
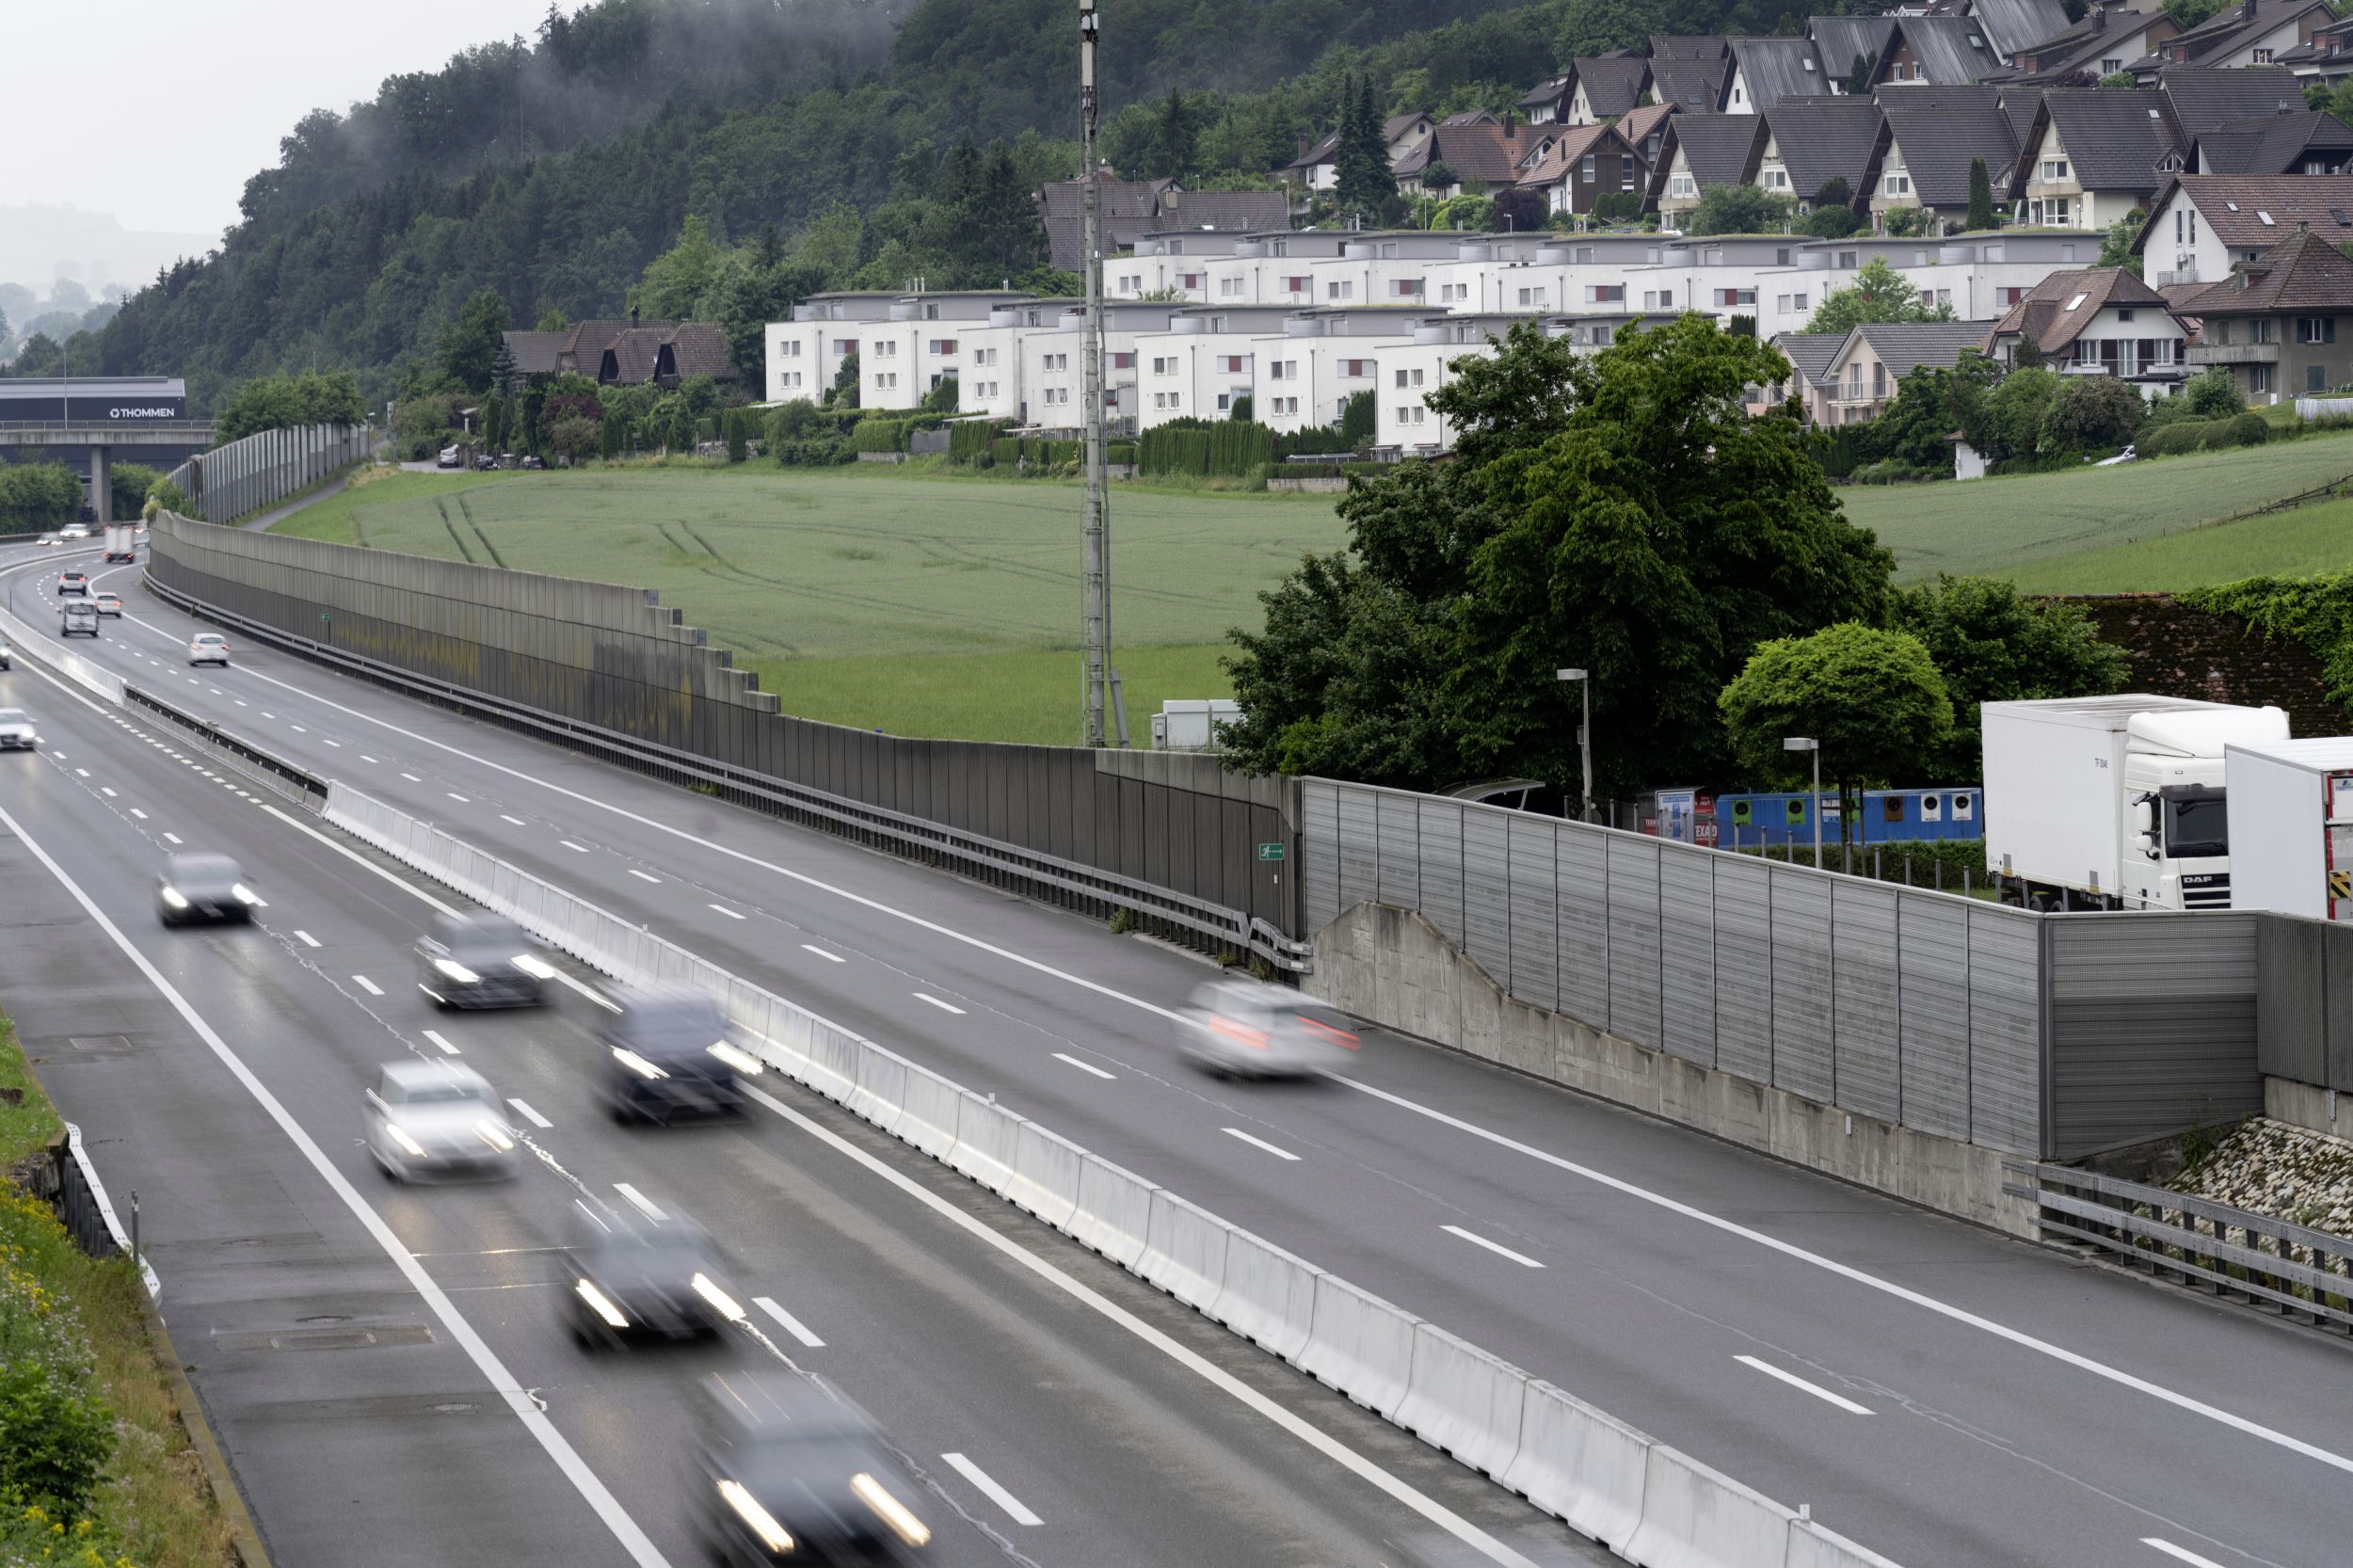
[1257,842,1285,861]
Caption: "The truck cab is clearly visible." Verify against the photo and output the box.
[2118,712,2245,911]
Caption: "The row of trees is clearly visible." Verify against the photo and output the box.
[1223,319,2125,804]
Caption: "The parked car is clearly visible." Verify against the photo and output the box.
[0,708,36,750]
[92,593,121,617]
[59,601,99,639]
[1173,979,1361,1080]
[436,445,462,469]
[363,1061,517,1183]
[155,853,258,926]
[56,571,88,595]
[473,454,500,472]
[187,632,230,666]
[520,454,545,470]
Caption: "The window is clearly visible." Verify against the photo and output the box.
[2300,317,2337,344]
[1179,272,1203,289]
[1326,280,1354,299]
[927,338,957,356]
[1395,368,1410,388]
[1776,247,1792,265]
[1644,290,1672,310]
[1397,407,1414,424]
[1392,279,1425,296]
[783,341,802,357]
[1670,173,1697,198]
[1765,168,1789,189]
[878,341,898,358]
[1154,392,1168,409]
[2255,317,2279,343]
[2251,363,2274,393]
[1410,406,1425,424]
[1586,284,1624,303]
[1884,174,1911,197]
[1111,351,1133,369]
[1715,288,1755,307]
[2253,46,2273,63]
[1985,244,2004,262]
[2041,158,2070,182]
[1284,275,1311,293]
[2188,211,2198,244]
[1873,362,1887,399]
[1221,355,1245,373]
[1216,392,1230,410]
[1341,359,1371,376]
[1583,154,1596,181]
[2117,309,2135,322]
[2101,56,2121,73]
[1837,250,1858,268]
[833,339,856,355]
[1220,278,1243,297]
[1409,368,1426,387]
[2000,286,2025,305]
[1622,154,1635,187]
[1518,287,1552,307]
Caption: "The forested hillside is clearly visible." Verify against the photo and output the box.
[81,0,1848,410]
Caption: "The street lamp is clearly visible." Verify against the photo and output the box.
[1784,736,1821,867]
[1556,668,1593,824]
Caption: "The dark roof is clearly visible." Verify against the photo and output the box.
[1999,85,2045,150]
[1771,330,1849,386]
[1877,87,2024,204]
[655,323,736,382]
[1811,15,1897,85]
[2178,227,2353,312]
[602,327,667,385]
[1158,188,1290,232]
[1651,54,1732,110]
[1893,14,2003,84]
[501,329,566,378]
[1657,112,1769,190]
[559,319,658,375]
[1519,74,1575,112]
[2159,65,2304,139]
[1574,56,1652,119]
[1726,38,1831,111]
[1981,265,2174,352]
[1619,101,1679,152]
[1035,177,1279,271]
[1763,99,1886,201]
[2155,0,2331,66]
[2137,172,2353,250]
[1965,0,2074,59]
[1652,34,1728,57]
[1384,112,1432,145]
[1398,120,1539,185]
[1847,319,1998,377]
[2194,109,2353,175]
[2014,88,2184,197]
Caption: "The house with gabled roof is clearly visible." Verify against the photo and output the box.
[1756,99,1883,211]
[1649,113,1769,226]
[1961,0,2076,63]
[2272,13,2353,88]
[1723,39,1832,112]
[1879,15,2005,86]
[1620,102,1678,168]
[2159,64,2305,139]
[2135,171,2353,284]
[1761,330,1849,421]
[1567,56,1652,124]
[1866,86,2023,232]
[1815,320,1999,423]
[1520,73,1577,124]
[2179,227,2353,399]
[2001,5,2178,81]
[1811,16,1897,92]
[2191,110,2353,176]
[1979,265,2189,389]
[2128,0,2336,79]
[1515,121,1650,216]
[1650,41,1733,110]
[1282,114,1434,191]
[1395,118,1538,199]
[2003,88,2186,229]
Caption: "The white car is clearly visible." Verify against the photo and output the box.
[363,1061,517,1182]
[1173,979,1361,1080]
[0,708,36,751]
[58,524,89,540]
[187,632,231,667]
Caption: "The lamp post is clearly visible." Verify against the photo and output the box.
[1556,668,1593,824]
[1784,736,1821,867]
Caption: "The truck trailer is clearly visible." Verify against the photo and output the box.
[1981,696,2288,911]
[2221,737,2353,919]
[102,524,135,563]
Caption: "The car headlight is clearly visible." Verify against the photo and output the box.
[160,888,189,909]
[385,1124,429,1160]
[717,1480,793,1553]
[511,954,556,979]
[852,1473,931,1547]
[575,1278,630,1329]
[690,1272,745,1322]
[474,1119,515,1152]
[232,885,261,905]
[612,1048,668,1080]
[708,1042,763,1077]
[433,957,481,983]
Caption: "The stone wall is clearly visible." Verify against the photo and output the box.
[1307,900,2036,1238]
[2056,593,2344,735]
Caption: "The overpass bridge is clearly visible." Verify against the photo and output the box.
[0,421,217,523]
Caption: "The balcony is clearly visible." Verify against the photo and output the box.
[2187,342,2280,365]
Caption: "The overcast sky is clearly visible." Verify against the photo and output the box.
[2,0,578,240]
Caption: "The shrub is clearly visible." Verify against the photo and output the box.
[2136,420,2214,457]
[850,418,905,454]
[0,1202,114,1517]
[2231,410,2270,445]
[2199,418,2249,450]
[2184,364,2245,419]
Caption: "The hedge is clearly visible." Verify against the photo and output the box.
[948,419,1009,462]
[2136,419,2214,457]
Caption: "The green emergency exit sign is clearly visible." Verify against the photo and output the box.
[1257,842,1285,861]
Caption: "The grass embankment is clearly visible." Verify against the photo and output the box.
[1844,429,2353,584]
[0,1021,235,1568]
[272,463,1347,744]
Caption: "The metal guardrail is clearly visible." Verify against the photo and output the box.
[122,682,329,810]
[2006,1160,2353,1334]
[141,573,1309,971]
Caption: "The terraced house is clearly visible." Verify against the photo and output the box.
[2180,228,2353,397]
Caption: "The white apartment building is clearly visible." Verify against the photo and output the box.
[1016,301,1183,430]
[1248,311,1421,434]
[957,300,1064,422]
[765,290,1026,410]
[766,292,896,404]
[1128,306,1300,429]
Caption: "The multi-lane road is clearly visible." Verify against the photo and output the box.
[0,542,2347,1568]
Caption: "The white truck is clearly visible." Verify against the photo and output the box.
[1981,696,2288,911]
[2220,737,2353,919]
[103,524,135,563]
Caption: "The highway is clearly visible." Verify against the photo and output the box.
[4,541,2351,1568]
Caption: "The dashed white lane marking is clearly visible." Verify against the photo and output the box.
[73,767,88,776]
[446,792,470,803]
[162,832,181,844]
[1736,1355,1872,1415]
[1222,1128,1300,1162]
[627,869,659,883]
[800,943,841,961]
[1443,1224,1545,1270]
[100,787,116,797]
[423,1030,461,1057]
[913,993,966,1015]
[1052,1052,1115,1080]
[614,1183,664,1222]
[325,739,342,747]
[752,1297,824,1349]
[507,1098,552,1129]
[352,975,384,997]
[400,773,421,781]
[234,700,248,707]
[2141,1540,2231,1568]
[500,814,526,825]
[940,1453,1040,1527]
[291,725,306,733]
[707,904,744,920]
[360,755,378,763]
[293,930,320,948]
[128,808,146,819]
[560,840,589,853]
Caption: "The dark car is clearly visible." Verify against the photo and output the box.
[416,913,552,1009]
[473,454,500,472]
[520,454,546,470]
[157,854,259,926]
[0,643,11,671]
[566,1209,743,1350]
[689,1374,933,1564]
[598,987,756,1124]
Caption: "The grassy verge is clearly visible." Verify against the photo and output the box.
[0,1019,236,1568]
[1999,492,2353,594]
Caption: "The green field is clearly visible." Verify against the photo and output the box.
[275,465,1344,744]
[1842,431,2353,583]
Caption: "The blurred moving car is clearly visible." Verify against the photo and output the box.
[416,913,553,1009]
[187,632,230,666]
[0,709,36,750]
[92,592,121,617]
[59,601,99,638]
[58,523,89,540]
[598,986,758,1124]
[34,533,61,548]
[566,1208,743,1349]
[1173,979,1360,1079]
[689,1373,933,1564]
[56,570,88,595]
[155,854,259,926]
[0,642,12,671]
[362,1061,517,1182]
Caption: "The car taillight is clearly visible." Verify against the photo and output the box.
[1302,1017,1360,1050]
[1208,1015,1271,1050]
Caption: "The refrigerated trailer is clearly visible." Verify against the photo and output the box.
[102,524,135,563]
[1981,696,2288,911]
[2223,737,2353,919]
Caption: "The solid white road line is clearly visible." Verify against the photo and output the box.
[800,943,841,961]
[423,1030,461,1057]
[1222,1128,1300,1162]
[293,930,320,948]
[939,1453,1041,1528]
[258,807,462,919]
[2141,1539,2231,1568]
[1736,1354,1874,1416]
[708,904,744,920]
[614,1183,665,1222]
[1442,1224,1545,1270]
[913,993,966,1015]
[626,869,659,883]
[507,1098,552,1129]
[352,975,384,997]
[0,800,669,1567]
[752,1296,825,1349]
[560,840,589,853]
[1052,1052,1116,1080]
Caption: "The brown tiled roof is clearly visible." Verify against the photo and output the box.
[1515,123,1631,188]
[1397,120,1539,185]
[2140,173,2353,253]
[1618,102,1677,150]
[1981,265,2176,353]
[2179,227,2353,313]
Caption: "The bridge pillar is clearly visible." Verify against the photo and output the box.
[88,445,111,524]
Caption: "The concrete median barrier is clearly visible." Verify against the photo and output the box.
[1136,1191,1232,1309]
[1501,1380,1652,1551]
[1004,1122,1084,1230]
[894,1066,966,1160]
[948,1093,1026,1196]
[1785,1520,1902,1568]
[1297,1273,1420,1420]
[1395,1323,1529,1480]
[1065,1155,1157,1267]
[847,1044,909,1133]
[1205,1227,1321,1364]
[1625,1444,1797,1568]
[799,1023,862,1105]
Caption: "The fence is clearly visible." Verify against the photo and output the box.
[1303,778,2265,1161]
[2254,914,2353,1095]
[163,424,371,523]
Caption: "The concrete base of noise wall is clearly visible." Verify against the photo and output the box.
[2265,1075,2348,1142]
[1308,902,2034,1240]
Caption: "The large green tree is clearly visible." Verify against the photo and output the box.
[1892,576,2129,780]
[1805,256,1956,334]
[216,370,369,441]
[1719,623,1954,829]
[439,287,512,393]
[1688,184,1794,235]
[1333,73,1397,222]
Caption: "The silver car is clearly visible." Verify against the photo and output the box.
[0,708,35,751]
[187,632,230,666]
[363,1061,517,1182]
[1175,979,1361,1079]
